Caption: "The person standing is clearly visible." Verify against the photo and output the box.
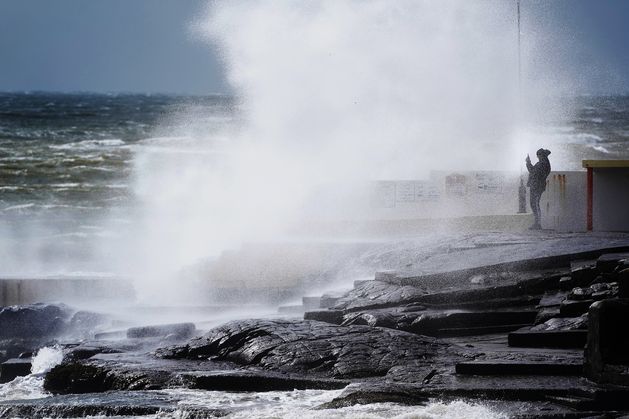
[526,148,551,230]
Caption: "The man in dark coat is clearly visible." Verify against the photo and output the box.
[526,148,551,230]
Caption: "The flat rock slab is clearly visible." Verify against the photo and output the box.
[456,361,583,376]
[179,370,349,392]
[0,391,227,418]
[509,328,587,349]
[157,318,467,381]
[127,323,196,339]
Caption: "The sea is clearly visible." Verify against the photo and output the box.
[0,92,629,418]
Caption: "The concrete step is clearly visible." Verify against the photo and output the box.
[456,361,583,376]
[508,327,587,349]
[436,323,532,337]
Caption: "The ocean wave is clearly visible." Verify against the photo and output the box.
[591,145,610,153]
[49,138,127,151]
[2,203,35,211]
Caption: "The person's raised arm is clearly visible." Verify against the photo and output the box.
[525,154,533,172]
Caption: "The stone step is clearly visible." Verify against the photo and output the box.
[411,310,538,334]
[436,323,532,337]
[126,323,195,339]
[456,361,583,376]
[597,252,629,273]
[508,327,587,349]
[0,358,31,383]
[303,309,344,324]
[560,299,594,316]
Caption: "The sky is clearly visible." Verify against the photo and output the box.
[0,0,627,95]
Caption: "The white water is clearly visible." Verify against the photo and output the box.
[120,0,575,303]
[159,388,507,419]
[0,346,63,402]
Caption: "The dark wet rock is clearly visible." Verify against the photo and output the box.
[0,358,31,383]
[156,319,464,381]
[318,383,429,409]
[127,323,196,340]
[179,370,349,392]
[535,307,560,325]
[568,282,618,302]
[560,299,595,317]
[0,303,71,339]
[585,299,629,385]
[400,303,427,312]
[0,391,228,418]
[530,315,588,332]
[570,265,598,287]
[333,271,560,312]
[303,309,344,325]
[455,360,583,376]
[63,345,123,362]
[597,253,629,274]
[0,338,48,363]
[568,286,594,300]
[509,327,587,349]
[44,360,172,394]
[618,268,629,298]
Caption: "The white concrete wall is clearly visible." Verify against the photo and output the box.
[539,171,587,232]
[369,171,523,220]
[593,168,629,232]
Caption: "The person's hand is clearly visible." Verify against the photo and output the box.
[525,154,531,163]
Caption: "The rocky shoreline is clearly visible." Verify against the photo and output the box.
[1,246,629,417]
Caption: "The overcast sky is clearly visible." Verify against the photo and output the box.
[0,0,627,95]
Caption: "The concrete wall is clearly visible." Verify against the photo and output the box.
[369,171,523,220]
[593,168,629,232]
[0,277,134,306]
[540,171,587,232]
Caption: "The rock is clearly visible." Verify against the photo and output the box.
[0,358,31,383]
[560,299,595,317]
[0,391,228,418]
[568,286,594,301]
[531,315,588,332]
[0,303,71,339]
[509,328,587,349]
[597,253,629,274]
[156,319,462,381]
[570,265,598,287]
[567,283,617,303]
[303,309,344,325]
[585,299,629,385]
[126,323,195,340]
[618,268,629,298]
[455,361,583,376]
[318,383,429,409]
[178,370,348,392]
[44,361,172,394]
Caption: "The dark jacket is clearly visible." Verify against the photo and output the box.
[526,157,551,192]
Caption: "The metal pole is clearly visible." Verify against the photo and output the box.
[517,0,521,96]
